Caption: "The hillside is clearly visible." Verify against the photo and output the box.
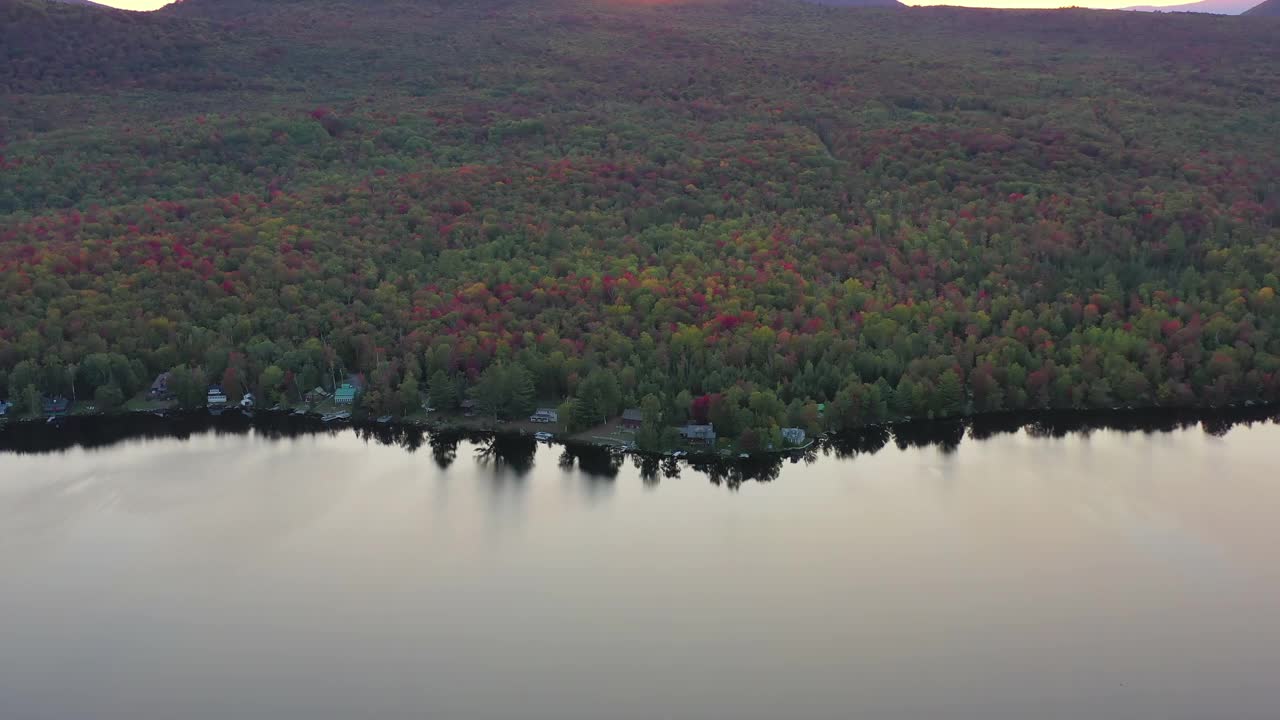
[0,0,212,93]
[803,0,905,7]
[1244,0,1279,14]
[1,0,1279,438]
[1124,0,1256,14]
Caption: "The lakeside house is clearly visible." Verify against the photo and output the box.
[461,399,477,416]
[781,427,806,446]
[207,386,228,407]
[148,372,173,400]
[621,408,644,430]
[0,400,11,417]
[42,396,71,416]
[240,392,256,410]
[679,424,716,444]
[530,408,559,423]
[334,383,359,405]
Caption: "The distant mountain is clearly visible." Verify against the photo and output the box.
[1,0,209,92]
[1123,0,1255,13]
[1243,0,1279,13]
[804,0,905,6]
[49,0,105,6]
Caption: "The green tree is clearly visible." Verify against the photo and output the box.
[428,370,459,410]
[398,372,421,415]
[259,365,286,405]
[576,368,621,426]
[24,384,41,417]
[636,393,665,451]
[470,363,535,421]
[94,383,125,410]
[8,361,40,402]
[935,370,964,416]
[169,365,207,410]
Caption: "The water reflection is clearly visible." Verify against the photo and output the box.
[558,443,625,480]
[474,434,538,477]
[1,406,1278,490]
[4,407,1280,720]
[428,430,463,469]
[631,455,681,486]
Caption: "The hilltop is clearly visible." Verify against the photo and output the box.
[1,0,1278,439]
[0,0,208,93]
[1124,0,1256,14]
[802,0,905,7]
[1244,0,1279,14]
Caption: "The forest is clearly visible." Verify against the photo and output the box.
[2,0,1279,448]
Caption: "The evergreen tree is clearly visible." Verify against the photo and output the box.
[936,370,964,416]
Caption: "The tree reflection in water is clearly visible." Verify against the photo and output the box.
[428,430,466,470]
[2,405,1278,488]
[557,443,625,481]
[631,455,681,487]
[354,424,426,453]
[474,434,537,478]
[825,425,891,459]
[892,420,965,453]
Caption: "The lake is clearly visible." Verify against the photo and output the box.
[2,411,1278,720]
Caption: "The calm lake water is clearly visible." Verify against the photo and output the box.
[2,412,1279,720]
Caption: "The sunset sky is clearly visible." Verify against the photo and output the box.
[91,0,1202,11]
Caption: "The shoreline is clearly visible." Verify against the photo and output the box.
[3,401,1278,460]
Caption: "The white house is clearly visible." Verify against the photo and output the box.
[781,427,806,445]
[207,386,228,406]
[530,408,559,423]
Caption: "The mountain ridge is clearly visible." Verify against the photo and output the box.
[802,0,905,7]
[1123,0,1255,14]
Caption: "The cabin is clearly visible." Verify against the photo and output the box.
[460,399,478,416]
[42,396,71,416]
[334,383,359,405]
[148,372,172,400]
[621,408,644,430]
[207,386,228,407]
[679,424,716,444]
[781,427,806,446]
[529,408,559,423]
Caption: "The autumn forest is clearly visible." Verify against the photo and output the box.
[2,0,1279,447]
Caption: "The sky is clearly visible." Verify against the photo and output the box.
[90,0,1201,11]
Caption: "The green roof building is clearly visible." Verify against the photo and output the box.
[334,383,359,404]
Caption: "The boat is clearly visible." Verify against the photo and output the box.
[321,411,351,423]
[377,415,393,424]
[534,431,553,442]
